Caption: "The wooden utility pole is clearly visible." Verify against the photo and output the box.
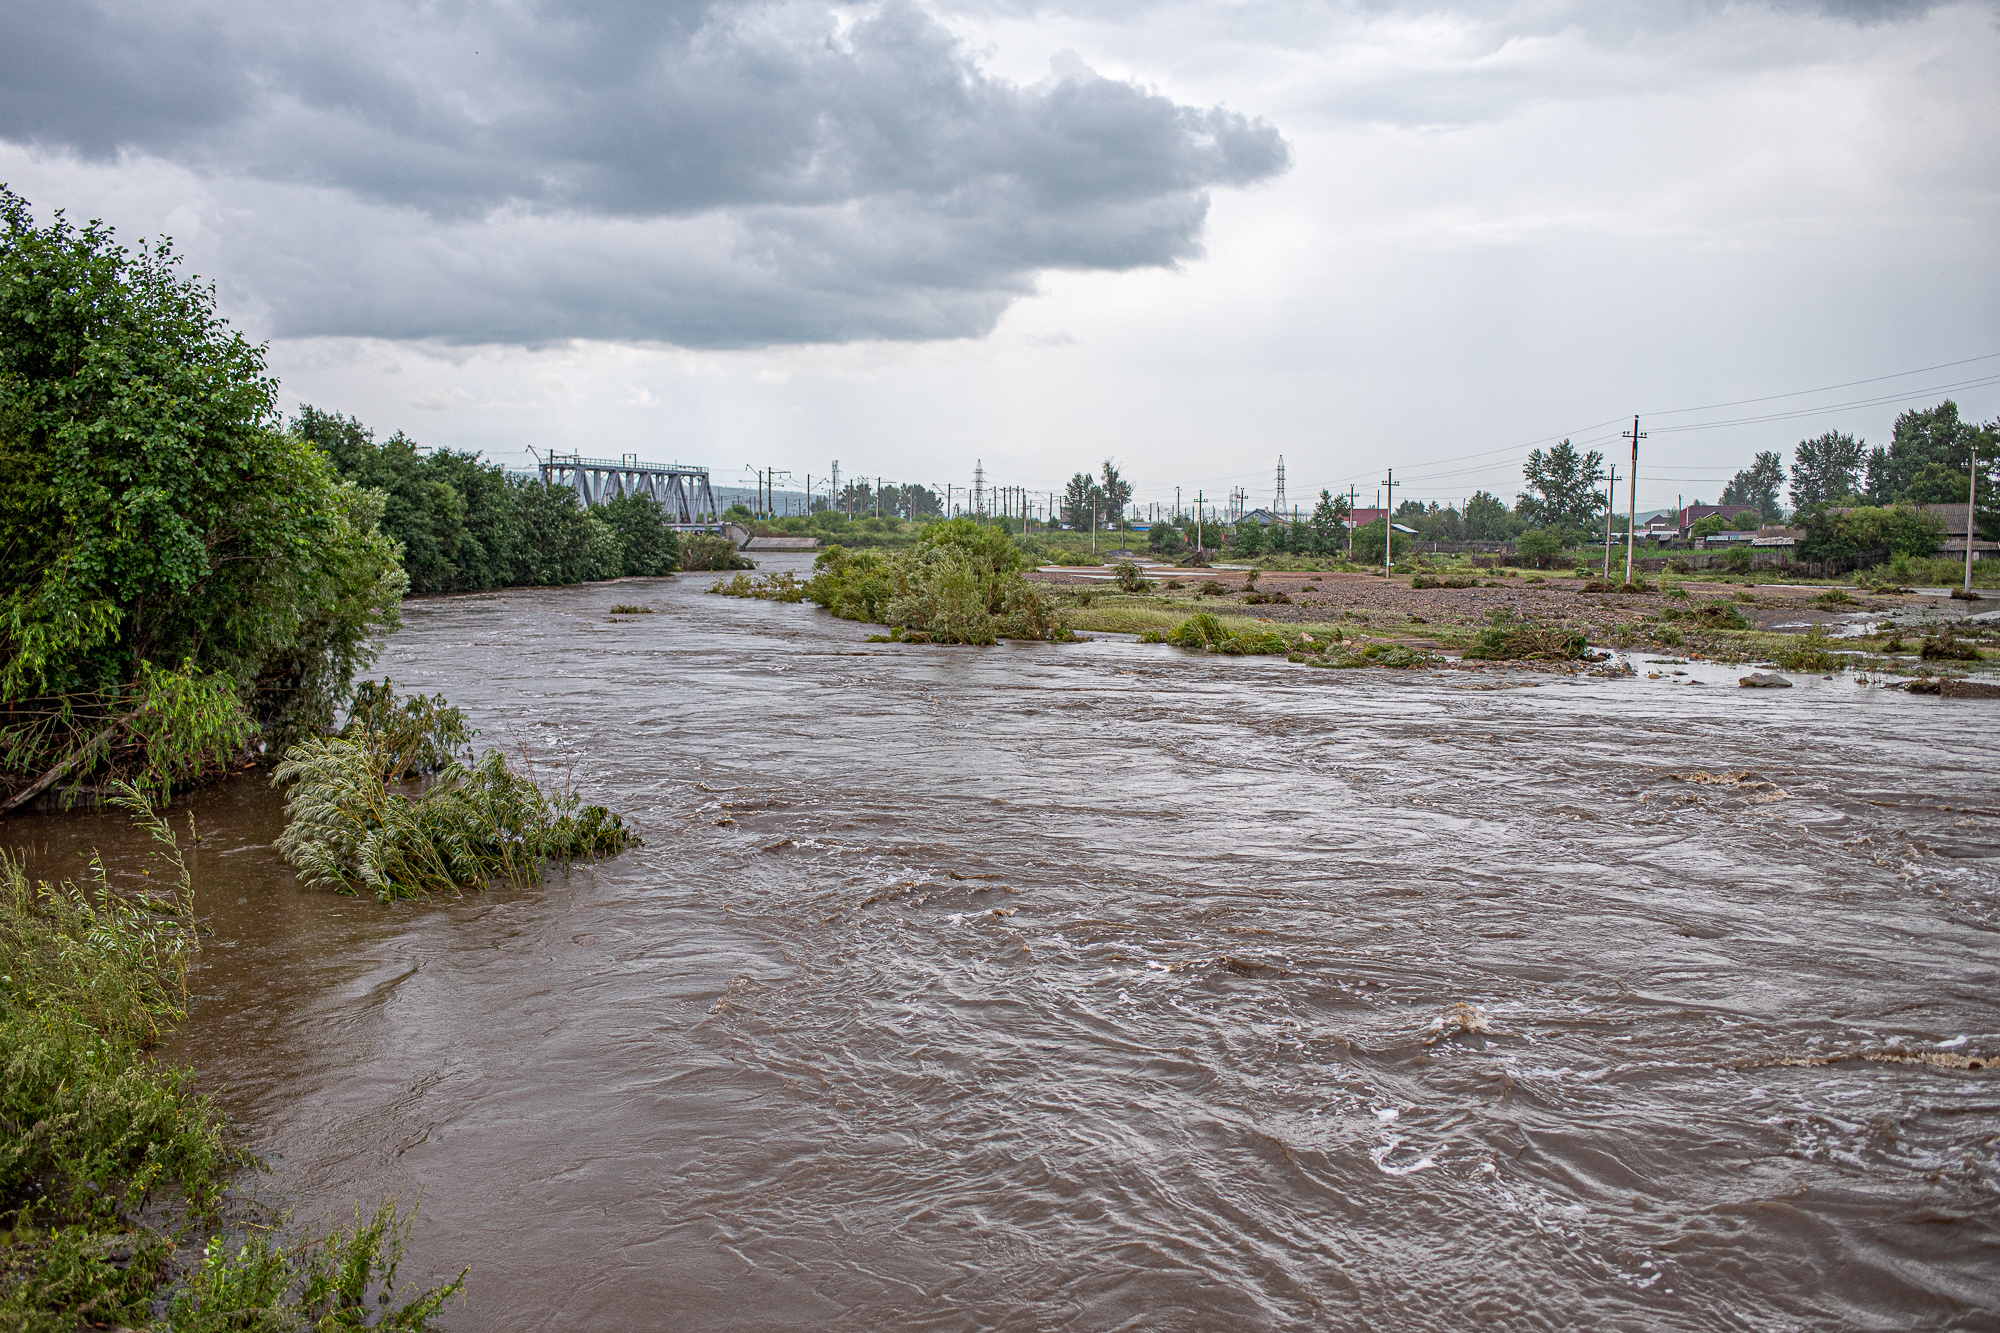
[1382,469,1396,571]
[1623,416,1645,584]
[1969,440,1979,595]
[1194,491,1207,554]
[1603,465,1616,578]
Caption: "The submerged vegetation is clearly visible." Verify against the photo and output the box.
[713,520,1072,644]
[274,685,635,903]
[0,788,464,1329]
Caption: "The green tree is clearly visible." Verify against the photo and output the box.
[1518,440,1606,531]
[1098,461,1133,527]
[1720,450,1786,523]
[1464,490,1519,541]
[599,491,682,576]
[1308,490,1349,555]
[1797,505,1945,563]
[1061,472,1105,530]
[0,189,403,792]
[1517,529,1563,568]
[1789,430,1866,508]
[1349,519,1408,564]
[1229,517,1264,557]
[510,482,623,585]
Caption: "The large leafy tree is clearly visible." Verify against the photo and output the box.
[1788,430,1866,508]
[1859,400,2000,537]
[1720,450,1786,523]
[1517,440,1605,533]
[1463,491,1517,541]
[0,189,403,795]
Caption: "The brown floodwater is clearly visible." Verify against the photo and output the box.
[6,553,1998,1331]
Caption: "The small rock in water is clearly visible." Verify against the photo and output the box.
[1739,672,1792,688]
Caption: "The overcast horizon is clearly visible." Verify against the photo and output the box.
[5,0,1997,515]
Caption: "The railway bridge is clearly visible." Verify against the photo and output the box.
[538,453,720,528]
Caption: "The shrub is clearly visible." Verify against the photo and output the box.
[1243,590,1292,605]
[1411,572,1477,589]
[274,687,634,901]
[1814,588,1856,608]
[1,192,406,796]
[1722,547,1754,574]
[799,523,1068,644]
[681,532,754,571]
[1798,504,1946,563]
[1112,561,1155,593]
[1518,530,1563,568]
[709,571,808,602]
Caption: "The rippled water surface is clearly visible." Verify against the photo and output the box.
[10,557,1999,1331]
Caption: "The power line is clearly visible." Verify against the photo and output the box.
[1643,350,2000,418]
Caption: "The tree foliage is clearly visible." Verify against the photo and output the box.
[1061,472,1105,530]
[1789,430,1866,509]
[1720,450,1786,523]
[1797,505,1946,563]
[1309,490,1350,554]
[1097,460,1133,524]
[798,519,1066,644]
[0,189,403,797]
[301,406,684,591]
[1517,440,1606,533]
[1463,491,1519,541]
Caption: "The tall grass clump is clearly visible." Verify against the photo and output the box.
[275,690,635,902]
[1771,624,1841,672]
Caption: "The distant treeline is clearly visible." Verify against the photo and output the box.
[296,407,697,594]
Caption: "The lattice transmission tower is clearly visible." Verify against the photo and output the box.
[1274,457,1286,516]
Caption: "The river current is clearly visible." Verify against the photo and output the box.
[8,555,1997,1331]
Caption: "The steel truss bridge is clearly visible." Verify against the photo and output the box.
[538,453,720,528]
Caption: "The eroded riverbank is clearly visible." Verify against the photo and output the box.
[7,556,1997,1330]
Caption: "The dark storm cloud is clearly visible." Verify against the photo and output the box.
[0,0,1288,346]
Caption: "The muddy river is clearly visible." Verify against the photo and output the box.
[7,554,1998,1331]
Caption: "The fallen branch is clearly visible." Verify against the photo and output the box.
[1,718,126,813]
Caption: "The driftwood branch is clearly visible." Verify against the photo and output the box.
[1,719,127,813]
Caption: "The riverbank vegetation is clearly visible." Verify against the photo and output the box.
[300,407,686,591]
[274,685,635,902]
[0,788,464,1328]
[1,191,407,809]
[714,520,1071,644]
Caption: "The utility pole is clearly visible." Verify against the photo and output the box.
[1969,439,1979,595]
[1603,465,1617,578]
[1194,491,1207,554]
[1347,486,1357,558]
[1382,470,1396,572]
[1175,485,1181,521]
[1623,416,1645,584]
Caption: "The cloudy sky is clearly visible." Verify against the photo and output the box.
[5,0,1998,515]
